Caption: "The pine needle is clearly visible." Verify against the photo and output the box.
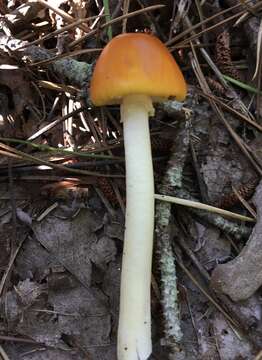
[155,194,255,222]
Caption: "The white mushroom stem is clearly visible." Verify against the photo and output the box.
[118,95,155,360]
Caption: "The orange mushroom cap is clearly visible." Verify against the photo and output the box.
[90,33,187,106]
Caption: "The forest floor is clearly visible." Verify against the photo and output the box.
[0,0,262,359]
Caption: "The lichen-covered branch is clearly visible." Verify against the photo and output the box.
[175,189,252,240]
[0,34,93,87]
[155,201,182,345]
[155,122,190,351]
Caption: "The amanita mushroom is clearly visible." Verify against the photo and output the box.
[90,33,186,360]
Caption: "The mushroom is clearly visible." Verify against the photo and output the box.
[90,33,187,360]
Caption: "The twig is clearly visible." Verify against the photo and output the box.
[0,345,10,360]
[154,194,255,222]
[0,34,93,87]
[155,200,182,345]
[174,189,252,240]
[155,122,190,350]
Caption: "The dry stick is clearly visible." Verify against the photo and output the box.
[154,194,255,222]
[69,4,165,48]
[254,350,262,360]
[0,346,10,360]
[176,189,251,239]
